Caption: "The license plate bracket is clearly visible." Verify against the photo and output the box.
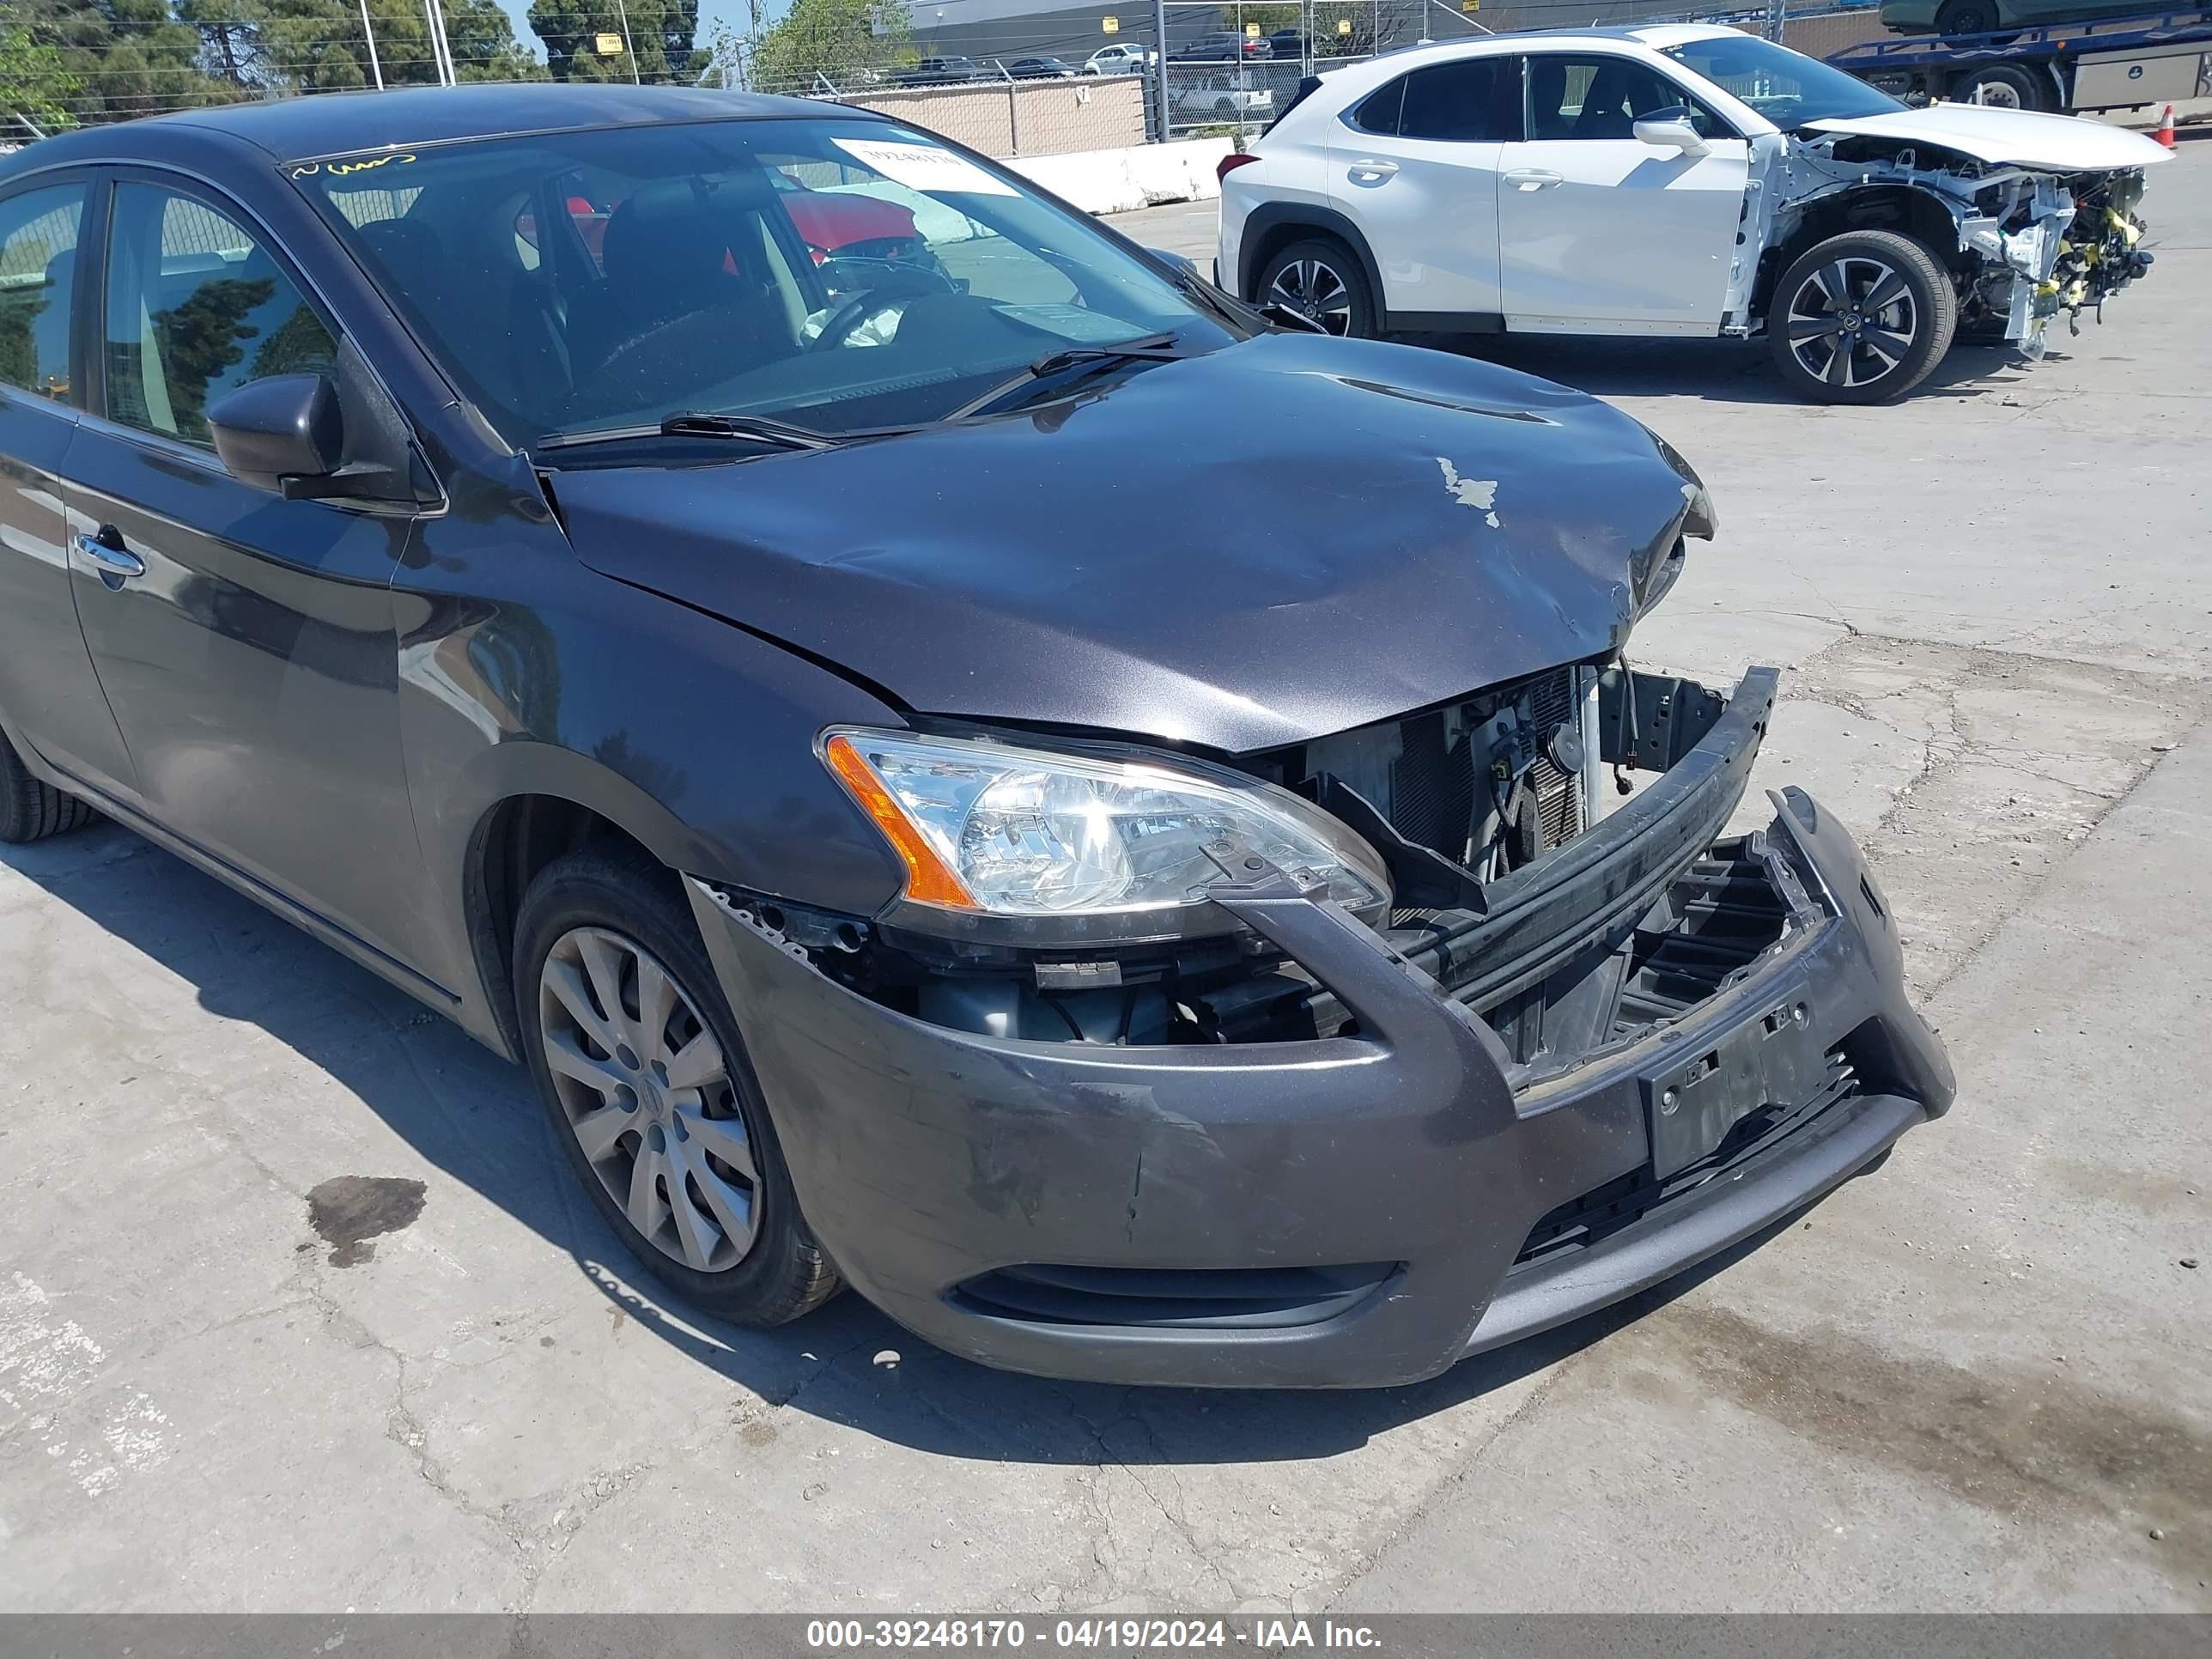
[1641,987,1826,1178]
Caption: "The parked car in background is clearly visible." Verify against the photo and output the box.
[901,55,988,83]
[1005,56,1079,77]
[1172,70,1276,122]
[1218,25,2168,401]
[1083,42,1157,74]
[0,83,1953,1389]
[1176,31,1272,60]
[1267,29,1311,60]
[1880,0,2161,33]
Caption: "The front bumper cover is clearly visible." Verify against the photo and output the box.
[687,671,1955,1389]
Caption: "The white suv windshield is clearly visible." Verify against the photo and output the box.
[1662,34,1905,127]
[295,118,1231,447]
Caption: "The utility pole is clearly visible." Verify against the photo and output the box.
[614,0,643,82]
[423,0,457,84]
[1152,0,1169,141]
[358,0,386,88]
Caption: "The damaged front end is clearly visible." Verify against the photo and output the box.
[684,658,1955,1388]
[1753,131,2155,354]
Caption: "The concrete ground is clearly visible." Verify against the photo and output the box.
[3,143,2208,1615]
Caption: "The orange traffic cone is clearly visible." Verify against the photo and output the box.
[2154,104,2177,149]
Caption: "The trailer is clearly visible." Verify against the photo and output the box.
[1827,8,2212,112]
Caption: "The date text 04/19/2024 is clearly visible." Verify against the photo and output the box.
[803,1619,1385,1650]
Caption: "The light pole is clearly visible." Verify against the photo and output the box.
[357,0,386,88]
[423,0,456,85]
[614,0,643,82]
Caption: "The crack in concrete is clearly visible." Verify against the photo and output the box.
[1060,1390,1243,1608]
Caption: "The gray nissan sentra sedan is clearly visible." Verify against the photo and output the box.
[0,86,1952,1388]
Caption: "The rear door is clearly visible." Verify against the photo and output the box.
[1325,53,1520,320]
[1496,50,1749,332]
[64,174,431,971]
[0,176,139,795]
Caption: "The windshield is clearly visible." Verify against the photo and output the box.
[1662,33,1905,127]
[292,118,1234,451]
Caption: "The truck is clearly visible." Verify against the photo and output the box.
[1829,7,2212,112]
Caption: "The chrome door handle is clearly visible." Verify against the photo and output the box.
[73,533,145,583]
[1504,168,1565,191]
[1346,158,1399,180]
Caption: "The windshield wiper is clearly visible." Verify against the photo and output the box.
[941,332,1190,422]
[536,411,846,453]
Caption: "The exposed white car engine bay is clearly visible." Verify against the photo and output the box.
[1725,127,2154,356]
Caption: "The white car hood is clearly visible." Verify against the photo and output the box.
[1802,106,2173,172]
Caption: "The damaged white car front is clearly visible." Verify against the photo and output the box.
[1656,27,2171,402]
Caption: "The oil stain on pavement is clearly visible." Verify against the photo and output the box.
[307,1176,428,1267]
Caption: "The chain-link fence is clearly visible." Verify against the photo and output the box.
[2,1,1886,161]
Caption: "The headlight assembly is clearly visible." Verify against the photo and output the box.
[822,727,1390,939]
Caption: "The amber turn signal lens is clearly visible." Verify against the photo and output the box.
[822,732,978,910]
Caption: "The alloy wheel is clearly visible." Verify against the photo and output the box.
[1783,257,1919,393]
[538,926,760,1273]
[1267,257,1353,335]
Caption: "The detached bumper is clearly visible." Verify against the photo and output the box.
[687,672,1954,1389]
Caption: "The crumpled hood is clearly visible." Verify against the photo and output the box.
[553,333,1705,754]
[1802,105,2173,173]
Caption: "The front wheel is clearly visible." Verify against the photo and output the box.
[1255,237,1376,338]
[1766,229,1958,405]
[515,847,842,1323]
[0,729,94,843]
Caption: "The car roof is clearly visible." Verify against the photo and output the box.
[45,83,865,167]
[1339,21,1741,67]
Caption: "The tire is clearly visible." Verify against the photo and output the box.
[0,729,94,844]
[1766,229,1958,405]
[1255,236,1377,338]
[1954,62,2047,110]
[1935,0,1999,35]
[515,845,842,1324]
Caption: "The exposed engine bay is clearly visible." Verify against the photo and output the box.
[707,659,1768,1074]
[1731,130,2154,354]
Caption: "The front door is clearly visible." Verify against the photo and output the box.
[0,178,138,795]
[1497,52,1750,333]
[1326,53,1520,319]
[64,177,432,974]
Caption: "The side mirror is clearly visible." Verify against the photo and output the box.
[207,372,426,507]
[1633,112,1710,157]
[207,374,342,494]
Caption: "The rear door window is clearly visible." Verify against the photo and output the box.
[0,185,87,404]
[1348,58,1518,142]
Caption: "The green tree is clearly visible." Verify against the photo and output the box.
[1,22,80,131]
[529,0,702,82]
[22,0,248,125]
[179,0,544,93]
[745,0,913,94]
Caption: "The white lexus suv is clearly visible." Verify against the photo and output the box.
[1216,25,2168,402]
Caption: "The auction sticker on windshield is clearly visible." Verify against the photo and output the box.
[833,137,1018,197]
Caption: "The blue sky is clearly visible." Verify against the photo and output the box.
[492,0,786,62]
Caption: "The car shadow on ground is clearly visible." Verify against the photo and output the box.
[1406,331,2049,407]
[3,817,1863,1468]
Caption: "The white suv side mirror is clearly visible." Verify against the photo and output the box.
[1633,114,1711,157]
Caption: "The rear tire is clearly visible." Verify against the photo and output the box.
[1953,62,2048,110]
[1934,0,1998,35]
[515,845,842,1324]
[1766,229,1958,405]
[0,730,94,844]
[1255,236,1377,338]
